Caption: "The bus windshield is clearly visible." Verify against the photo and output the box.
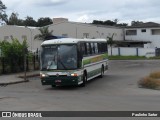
[41,44,77,70]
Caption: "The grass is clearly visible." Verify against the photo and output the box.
[109,55,146,60]
[108,55,160,60]
[148,56,160,59]
[138,71,160,89]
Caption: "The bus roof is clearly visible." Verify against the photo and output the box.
[41,38,107,45]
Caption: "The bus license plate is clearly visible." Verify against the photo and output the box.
[55,80,61,83]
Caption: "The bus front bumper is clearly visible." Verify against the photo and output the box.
[41,76,79,86]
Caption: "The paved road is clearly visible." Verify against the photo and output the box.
[0,60,160,119]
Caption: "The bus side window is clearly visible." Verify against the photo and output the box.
[80,43,85,56]
[98,43,102,53]
[84,43,87,56]
[86,43,91,55]
[101,42,108,53]
[81,43,88,56]
[94,43,98,54]
[91,43,95,54]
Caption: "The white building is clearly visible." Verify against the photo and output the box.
[0,18,124,52]
[0,25,42,52]
[125,22,160,48]
[47,18,124,40]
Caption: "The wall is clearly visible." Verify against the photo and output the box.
[108,47,155,57]
[49,22,124,40]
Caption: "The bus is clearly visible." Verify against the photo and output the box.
[40,38,108,87]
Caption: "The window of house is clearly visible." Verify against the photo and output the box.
[62,34,68,37]
[151,29,160,35]
[101,33,104,36]
[22,35,27,40]
[4,36,9,40]
[141,29,146,33]
[83,33,89,38]
[126,30,137,35]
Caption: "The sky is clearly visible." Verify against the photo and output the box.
[2,0,160,24]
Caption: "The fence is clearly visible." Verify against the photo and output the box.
[108,47,156,57]
[0,52,40,75]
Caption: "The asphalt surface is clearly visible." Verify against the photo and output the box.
[0,60,160,120]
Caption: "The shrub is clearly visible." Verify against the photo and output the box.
[149,71,160,79]
[0,38,28,73]
[139,77,160,89]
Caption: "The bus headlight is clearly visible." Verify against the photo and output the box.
[40,73,48,78]
[71,73,78,77]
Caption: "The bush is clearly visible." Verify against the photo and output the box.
[139,77,160,89]
[138,71,160,89]
[149,71,160,79]
[0,38,28,73]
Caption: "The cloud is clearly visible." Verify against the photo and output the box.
[3,0,160,24]
[29,0,68,6]
[77,14,90,22]
[3,0,68,9]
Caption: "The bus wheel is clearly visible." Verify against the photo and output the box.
[81,74,87,87]
[100,66,104,78]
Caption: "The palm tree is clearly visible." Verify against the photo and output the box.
[107,33,114,56]
[34,26,53,41]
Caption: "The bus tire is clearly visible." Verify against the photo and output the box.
[81,73,87,87]
[100,66,104,78]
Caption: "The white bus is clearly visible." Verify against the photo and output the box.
[40,38,108,87]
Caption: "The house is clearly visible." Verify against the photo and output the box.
[125,22,160,48]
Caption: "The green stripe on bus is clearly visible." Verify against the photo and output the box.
[83,53,108,66]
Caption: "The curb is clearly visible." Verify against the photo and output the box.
[0,79,29,85]
[0,73,39,85]
[18,74,40,78]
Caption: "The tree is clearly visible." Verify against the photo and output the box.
[92,19,128,27]
[116,23,128,27]
[113,19,118,24]
[131,21,143,26]
[0,0,8,24]
[37,17,53,27]
[24,16,37,26]
[104,20,116,26]
[92,20,116,26]
[7,12,25,26]
[107,33,115,56]
[34,26,53,41]
[92,20,103,25]
[8,12,18,25]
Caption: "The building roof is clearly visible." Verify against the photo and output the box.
[126,22,160,28]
